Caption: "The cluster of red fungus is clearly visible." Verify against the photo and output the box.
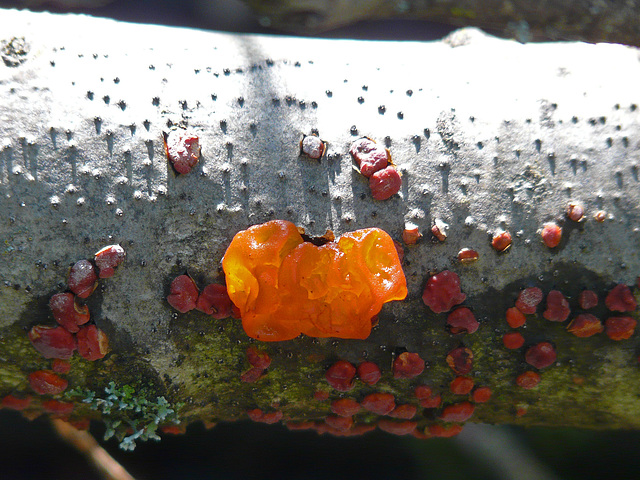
[503,282,638,395]
[166,274,233,318]
[2,246,126,423]
[349,137,402,201]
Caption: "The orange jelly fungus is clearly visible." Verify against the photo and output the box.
[222,220,407,341]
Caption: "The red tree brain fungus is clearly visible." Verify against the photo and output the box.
[422,270,466,313]
[515,287,543,314]
[222,220,407,341]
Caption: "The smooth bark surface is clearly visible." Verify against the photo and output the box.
[0,9,639,442]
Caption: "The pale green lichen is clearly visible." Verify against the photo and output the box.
[66,381,183,451]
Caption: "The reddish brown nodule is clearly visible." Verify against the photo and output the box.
[325,360,356,392]
[541,223,562,248]
[331,398,361,417]
[450,376,474,395]
[516,287,543,314]
[566,203,585,222]
[28,370,68,395]
[196,284,232,319]
[439,402,474,423]
[491,231,512,252]
[422,270,466,313]
[503,332,525,349]
[68,260,98,299]
[167,275,199,313]
[76,325,109,361]
[543,290,571,322]
[457,248,479,264]
[516,371,541,389]
[525,342,557,369]
[28,325,76,360]
[369,166,402,200]
[447,307,479,334]
[393,352,425,379]
[446,347,473,375]
[605,317,637,340]
[361,393,395,415]
[472,387,492,403]
[357,361,381,385]
[567,314,603,338]
[94,245,125,278]
[506,307,526,328]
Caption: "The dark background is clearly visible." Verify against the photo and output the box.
[1,2,639,479]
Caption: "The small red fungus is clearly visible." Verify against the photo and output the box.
[393,352,425,379]
[378,419,417,436]
[49,293,90,333]
[167,275,199,313]
[506,307,526,328]
[160,425,186,435]
[415,386,442,408]
[446,347,473,375]
[492,231,512,252]
[28,325,76,359]
[567,203,585,222]
[605,284,637,312]
[246,346,271,370]
[428,424,463,437]
[300,135,326,160]
[420,395,442,409]
[349,137,389,177]
[567,314,603,338]
[369,166,402,200]
[541,223,562,248]
[414,385,433,400]
[325,360,356,392]
[594,210,607,222]
[605,317,637,340]
[543,290,571,322]
[165,129,200,174]
[579,290,599,310]
[472,387,492,403]
[447,307,479,334]
[516,407,528,417]
[325,415,353,432]
[76,325,109,361]
[68,260,97,299]
[450,376,474,395]
[503,332,525,349]
[42,399,74,416]
[525,342,557,369]
[247,409,263,422]
[51,359,71,374]
[28,370,68,395]
[196,284,232,319]
[313,390,329,401]
[1,395,31,410]
[422,270,466,313]
[94,245,125,278]
[457,248,479,264]
[402,223,421,245]
[515,287,543,314]
[261,411,284,424]
[357,362,382,385]
[331,398,361,417]
[389,404,417,420]
[240,367,265,383]
[516,371,541,389]
[361,393,396,415]
[439,402,474,423]
[431,219,448,242]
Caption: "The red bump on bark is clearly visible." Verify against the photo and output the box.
[515,287,543,314]
[325,415,354,432]
[388,404,417,420]
[51,359,71,374]
[49,292,90,333]
[1,395,31,410]
[541,222,562,248]
[422,270,466,314]
[446,347,473,375]
[76,325,110,361]
[393,352,425,379]
[457,248,479,264]
[378,419,417,436]
[506,307,526,328]
[167,274,199,313]
[369,165,402,200]
[331,398,361,417]
[94,245,126,278]
[349,137,389,177]
[450,376,474,395]
[68,260,98,299]
[415,386,442,408]
[543,290,571,322]
[472,387,492,403]
[502,332,525,350]
[28,370,68,395]
[165,129,200,174]
[566,203,585,222]
[402,223,421,245]
[414,385,432,400]
[516,371,541,389]
[525,342,557,369]
[196,284,232,319]
[28,325,76,360]
[428,423,463,438]
[447,307,479,334]
[431,219,448,242]
[605,317,637,340]
[42,399,74,416]
[361,393,396,415]
[240,367,265,383]
[313,390,329,401]
[579,290,599,310]
[246,346,271,370]
[492,231,512,252]
[605,284,637,312]
[419,395,442,409]
[300,134,326,160]
[516,407,529,417]
[567,314,603,338]
[325,360,356,392]
[247,409,263,422]
[261,411,284,424]
[439,402,475,423]
[357,361,382,385]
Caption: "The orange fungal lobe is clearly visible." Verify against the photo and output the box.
[222,220,407,341]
